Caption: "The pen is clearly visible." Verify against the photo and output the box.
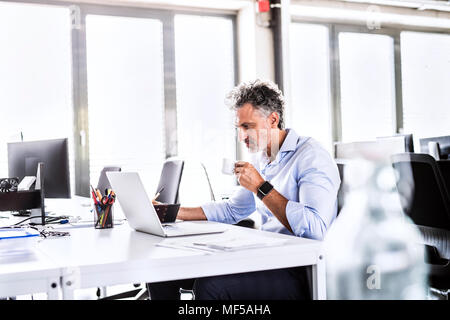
[102,205,111,228]
[91,185,100,206]
[95,189,103,202]
[192,243,229,251]
[153,187,164,202]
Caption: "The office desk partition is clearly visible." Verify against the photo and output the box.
[1,198,326,300]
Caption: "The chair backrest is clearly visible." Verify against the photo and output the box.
[420,135,450,160]
[97,166,121,193]
[200,162,216,202]
[155,159,184,204]
[391,153,450,230]
[427,141,441,160]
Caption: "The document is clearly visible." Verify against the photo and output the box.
[157,234,287,253]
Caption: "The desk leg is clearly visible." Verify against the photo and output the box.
[61,280,75,300]
[61,267,80,300]
[312,254,326,300]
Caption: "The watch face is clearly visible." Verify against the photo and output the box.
[258,181,273,199]
[259,181,273,194]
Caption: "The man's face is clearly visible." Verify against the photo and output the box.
[235,103,276,153]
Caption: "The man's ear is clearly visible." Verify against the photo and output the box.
[269,112,279,128]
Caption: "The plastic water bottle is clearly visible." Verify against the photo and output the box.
[323,159,428,299]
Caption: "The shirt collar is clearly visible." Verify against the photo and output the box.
[258,128,299,170]
[278,128,299,154]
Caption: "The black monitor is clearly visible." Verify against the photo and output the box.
[420,135,450,159]
[7,138,71,198]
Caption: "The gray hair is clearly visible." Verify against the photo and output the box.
[225,79,285,129]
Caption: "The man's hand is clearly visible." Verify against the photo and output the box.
[234,161,265,194]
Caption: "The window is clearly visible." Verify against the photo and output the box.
[86,14,165,194]
[289,23,332,152]
[0,2,75,192]
[401,31,450,150]
[174,14,236,204]
[339,32,396,142]
[0,2,237,200]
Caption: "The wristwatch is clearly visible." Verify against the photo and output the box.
[257,181,274,200]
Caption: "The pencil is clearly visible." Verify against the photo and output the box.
[96,189,102,202]
[152,187,164,202]
[102,205,111,228]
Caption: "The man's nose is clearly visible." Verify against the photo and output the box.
[238,128,247,141]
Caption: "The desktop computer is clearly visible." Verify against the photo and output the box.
[7,138,71,221]
[7,138,71,199]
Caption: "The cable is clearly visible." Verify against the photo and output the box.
[12,216,35,226]
[5,215,71,227]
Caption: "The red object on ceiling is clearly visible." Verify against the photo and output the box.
[258,0,271,13]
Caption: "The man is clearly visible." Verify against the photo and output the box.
[148,79,341,300]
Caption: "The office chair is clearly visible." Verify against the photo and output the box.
[427,141,441,161]
[391,153,450,230]
[97,166,121,192]
[154,159,185,204]
[391,153,450,296]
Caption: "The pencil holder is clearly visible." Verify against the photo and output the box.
[94,203,114,229]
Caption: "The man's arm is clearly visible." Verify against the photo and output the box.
[260,189,291,232]
[235,159,339,240]
[151,199,207,221]
[176,207,207,221]
[169,186,256,223]
[234,161,292,232]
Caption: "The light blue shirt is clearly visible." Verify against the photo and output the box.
[201,129,341,241]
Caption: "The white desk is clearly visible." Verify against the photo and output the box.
[0,247,61,299]
[2,197,326,300]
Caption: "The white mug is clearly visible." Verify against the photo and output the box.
[222,158,236,175]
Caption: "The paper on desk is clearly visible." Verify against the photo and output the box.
[160,234,287,252]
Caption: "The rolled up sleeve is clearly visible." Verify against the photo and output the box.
[285,200,328,240]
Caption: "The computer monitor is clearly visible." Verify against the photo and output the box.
[334,138,407,161]
[420,135,450,160]
[7,138,70,198]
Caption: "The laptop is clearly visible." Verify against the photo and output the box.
[106,171,227,237]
